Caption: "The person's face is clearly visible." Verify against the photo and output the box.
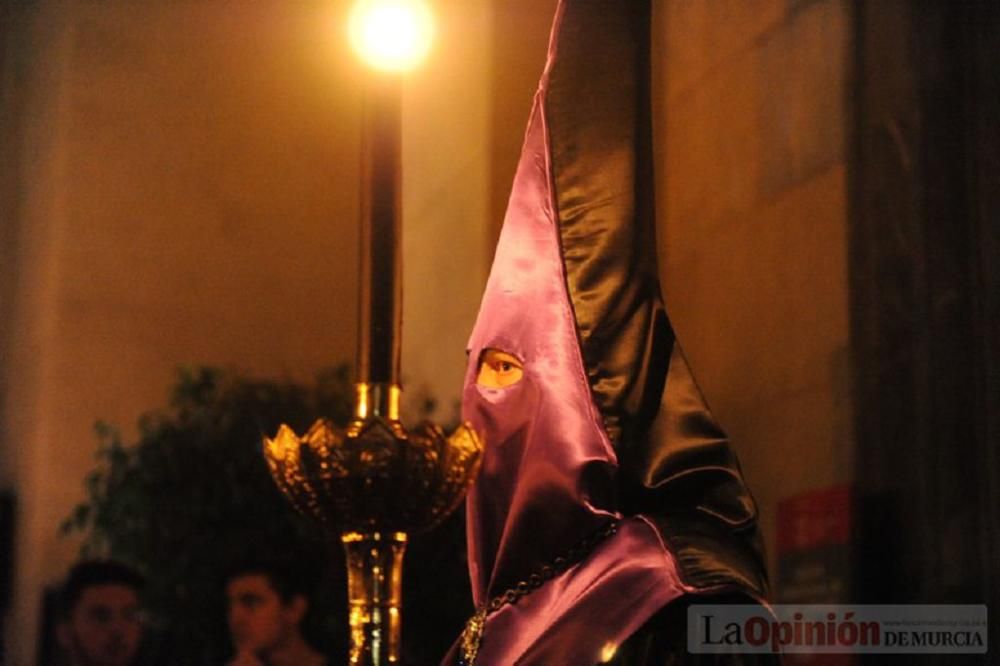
[58,584,142,666]
[226,574,305,655]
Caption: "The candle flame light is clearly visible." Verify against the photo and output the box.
[261,3,476,662]
[349,0,434,72]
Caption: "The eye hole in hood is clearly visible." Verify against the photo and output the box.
[476,348,525,388]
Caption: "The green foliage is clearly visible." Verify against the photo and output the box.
[63,365,473,665]
[62,366,356,664]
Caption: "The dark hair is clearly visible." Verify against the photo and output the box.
[223,556,312,604]
[59,560,145,619]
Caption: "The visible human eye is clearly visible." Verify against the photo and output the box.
[236,593,263,609]
[88,607,113,624]
[477,349,524,388]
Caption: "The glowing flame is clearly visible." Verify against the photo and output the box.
[348,0,434,72]
[599,642,618,662]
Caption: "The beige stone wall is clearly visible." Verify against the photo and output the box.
[0,1,492,661]
[401,0,492,424]
[488,0,558,251]
[654,0,854,581]
[2,3,362,659]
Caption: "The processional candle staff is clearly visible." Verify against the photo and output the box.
[263,2,482,664]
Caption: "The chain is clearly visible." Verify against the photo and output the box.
[486,519,619,612]
[459,520,620,665]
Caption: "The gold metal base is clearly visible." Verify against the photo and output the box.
[354,382,401,421]
[343,531,407,665]
[263,384,483,665]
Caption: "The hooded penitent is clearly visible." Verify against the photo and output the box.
[446,1,768,664]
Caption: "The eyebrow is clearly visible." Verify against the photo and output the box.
[232,592,264,604]
[84,603,140,616]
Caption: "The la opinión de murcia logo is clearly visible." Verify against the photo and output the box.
[687,604,988,654]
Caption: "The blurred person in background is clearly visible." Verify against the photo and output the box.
[56,560,145,666]
[224,558,327,666]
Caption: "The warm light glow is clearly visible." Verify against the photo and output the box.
[348,0,434,72]
[599,642,618,662]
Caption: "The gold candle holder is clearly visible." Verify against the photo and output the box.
[264,6,476,662]
[264,396,482,664]
[342,532,406,664]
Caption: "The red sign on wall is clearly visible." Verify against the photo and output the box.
[777,484,852,555]
[777,485,855,666]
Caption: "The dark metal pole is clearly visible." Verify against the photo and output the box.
[264,21,483,666]
[348,72,406,665]
[356,74,402,420]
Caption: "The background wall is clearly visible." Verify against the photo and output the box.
[1,3,361,660]
[0,1,491,662]
[653,0,853,580]
[487,0,557,249]
[850,2,1000,656]
[401,0,492,424]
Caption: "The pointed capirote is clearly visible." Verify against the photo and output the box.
[448,1,768,663]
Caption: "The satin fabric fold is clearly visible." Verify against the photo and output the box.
[463,94,620,605]
[444,517,690,665]
[542,0,766,595]
[445,1,768,663]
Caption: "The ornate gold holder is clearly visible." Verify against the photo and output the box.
[264,60,481,665]
[264,392,481,664]
[343,532,405,664]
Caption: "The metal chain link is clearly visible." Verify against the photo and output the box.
[481,520,619,615]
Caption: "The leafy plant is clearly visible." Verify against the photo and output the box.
[63,366,471,665]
